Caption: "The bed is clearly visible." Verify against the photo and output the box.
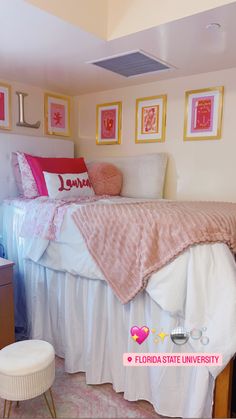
[0,133,235,418]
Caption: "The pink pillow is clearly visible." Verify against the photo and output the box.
[43,171,94,199]
[25,154,88,196]
[87,162,123,196]
[15,152,39,198]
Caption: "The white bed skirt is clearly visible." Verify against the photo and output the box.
[21,259,213,418]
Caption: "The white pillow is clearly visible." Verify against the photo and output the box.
[43,172,95,199]
[87,153,168,199]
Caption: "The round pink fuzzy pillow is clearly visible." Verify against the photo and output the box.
[87,162,123,196]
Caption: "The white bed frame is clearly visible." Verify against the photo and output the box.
[0,132,232,418]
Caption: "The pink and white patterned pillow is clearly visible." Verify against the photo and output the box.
[16,152,39,198]
[11,152,24,197]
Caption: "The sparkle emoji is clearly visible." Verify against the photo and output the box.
[158,330,169,343]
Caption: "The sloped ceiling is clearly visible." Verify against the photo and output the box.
[26,0,235,39]
[1,0,236,94]
[25,0,108,39]
[107,0,236,39]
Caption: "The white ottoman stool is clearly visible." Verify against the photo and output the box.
[0,340,56,418]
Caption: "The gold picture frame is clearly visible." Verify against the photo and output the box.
[135,94,167,143]
[44,92,71,137]
[96,101,122,145]
[183,86,224,141]
[0,82,11,130]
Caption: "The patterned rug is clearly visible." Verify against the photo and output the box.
[0,357,163,418]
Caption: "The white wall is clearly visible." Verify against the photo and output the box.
[75,67,236,202]
[0,78,74,140]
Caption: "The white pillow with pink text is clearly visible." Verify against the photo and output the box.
[43,171,95,199]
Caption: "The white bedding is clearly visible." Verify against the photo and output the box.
[18,196,159,279]
[2,197,236,418]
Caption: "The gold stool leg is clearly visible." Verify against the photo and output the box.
[3,400,7,418]
[43,388,56,418]
[49,388,56,418]
[3,400,12,419]
[3,401,12,419]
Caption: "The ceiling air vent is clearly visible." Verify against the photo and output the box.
[90,50,173,78]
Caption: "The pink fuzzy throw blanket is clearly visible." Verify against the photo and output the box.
[72,200,236,303]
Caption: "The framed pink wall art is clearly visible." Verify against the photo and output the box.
[96,102,122,145]
[183,86,224,140]
[44,93,71,137]
[0,82,11,130]
[135,95,167,143]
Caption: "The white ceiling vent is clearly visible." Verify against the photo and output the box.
[90,50,174,78]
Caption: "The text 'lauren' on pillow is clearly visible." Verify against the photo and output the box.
[43,172,95,199]
[25,154,89,196]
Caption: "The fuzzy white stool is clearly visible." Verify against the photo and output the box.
[0,340,56,418]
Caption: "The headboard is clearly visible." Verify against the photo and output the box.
[0,133,74,202]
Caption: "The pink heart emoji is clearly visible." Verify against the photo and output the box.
[130,326,150,345]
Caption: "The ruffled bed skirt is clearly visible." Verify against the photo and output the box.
[20,259,213,418]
